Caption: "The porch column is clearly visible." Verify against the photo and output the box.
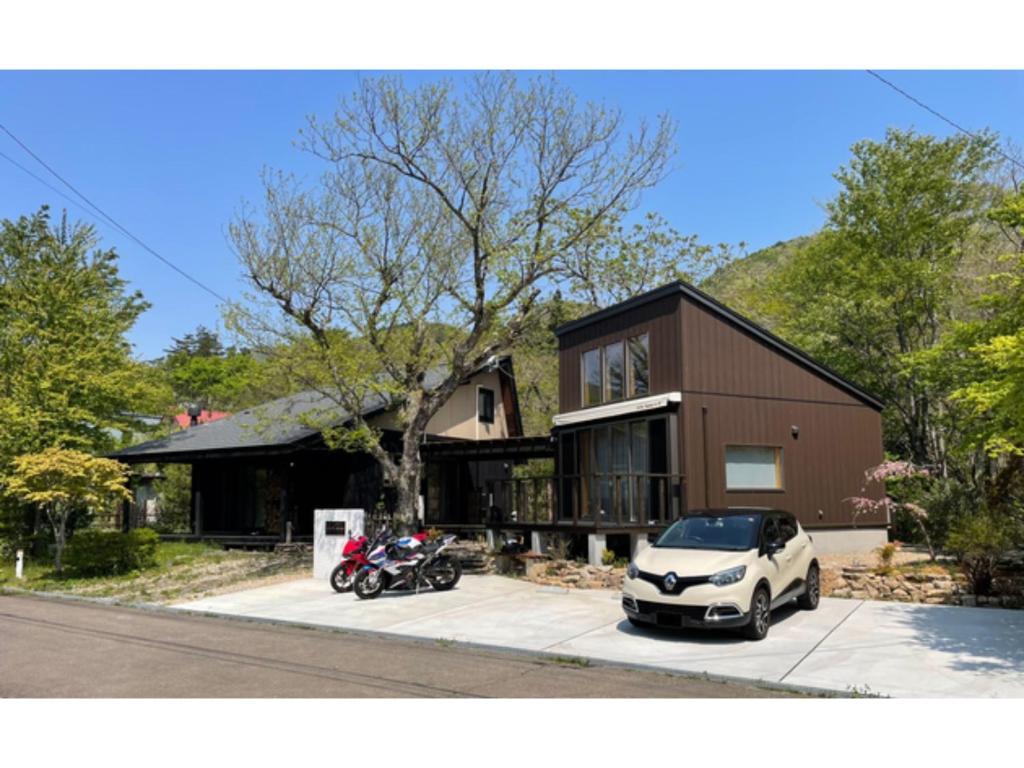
[530,530,546,554]
[587,532,606,566]
[630,533,650,561]
[485,528,497,551]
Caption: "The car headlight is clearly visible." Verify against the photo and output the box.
[626,562,639,580]
[709,565,746,587]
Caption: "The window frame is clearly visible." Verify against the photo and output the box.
[627,333,650,397]
[581,347,603,407]
[723,444,785,492]
[603,340,625,402]
[477,387,495,424]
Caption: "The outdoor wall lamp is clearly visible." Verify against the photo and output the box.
[791,424,800,439]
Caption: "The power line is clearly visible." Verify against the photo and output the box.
[865,70,1024,172]
[0,121,231,304]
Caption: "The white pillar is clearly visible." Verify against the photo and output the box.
[630,533,650,561]
[15,549,24,579]
[587,532,607,566]
[530,530,546,554]
[485,529,497,551]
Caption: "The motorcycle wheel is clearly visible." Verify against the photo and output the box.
[354,568,386,600]
[329,563,355,593]
[426,556,462,591]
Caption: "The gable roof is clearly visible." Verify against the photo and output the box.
[112,355,521,463]
[553,280,884,411]
[111,389,391,462]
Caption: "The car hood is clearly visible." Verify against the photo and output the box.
[636,546,756,577]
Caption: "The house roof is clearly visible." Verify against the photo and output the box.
[553,280,884,411]
[111,389,391,463]
[112,356,519,463]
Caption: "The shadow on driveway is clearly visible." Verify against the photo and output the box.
[892,603,1024,675]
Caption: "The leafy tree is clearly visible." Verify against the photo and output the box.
[4,448,130,574]
[559,210,737,308]
[161,327,266,411]
[768,128,998,471]
[943,191,1024,512]
[230,73,674,526]
[0,207,157,548]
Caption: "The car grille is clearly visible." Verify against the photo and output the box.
[637,570,710,595]
[633,600,709,627]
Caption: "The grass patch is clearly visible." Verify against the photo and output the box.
[0,540,311,604]
[547,655,592,668]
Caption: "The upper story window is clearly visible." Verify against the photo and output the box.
[478,387,495,424]
[628,333,649,396]
[582,348,602,406]
[604,341,624,401]
[581,332,650,407]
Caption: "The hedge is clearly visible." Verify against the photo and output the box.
[64,528,160,577]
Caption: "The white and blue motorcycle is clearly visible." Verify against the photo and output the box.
[353,530,462,600]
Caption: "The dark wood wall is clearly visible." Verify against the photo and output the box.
[681,395,885,528]
[558,293,683,413]
[680,301,862,405]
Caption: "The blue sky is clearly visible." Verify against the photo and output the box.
[1,70,1021,360]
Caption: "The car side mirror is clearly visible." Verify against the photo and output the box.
[766,539,785,557]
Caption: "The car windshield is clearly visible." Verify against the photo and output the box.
[654,514,761,551]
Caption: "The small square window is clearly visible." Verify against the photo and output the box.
[725,446,783,490]
[478,388,495,424]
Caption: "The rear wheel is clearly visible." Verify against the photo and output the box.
[743,586,771,641]
[354,568,386,600]
[798,564,820,610]
[426,556,462,591]
[329,563,355,593]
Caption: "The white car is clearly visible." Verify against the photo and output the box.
[622,508,820,640]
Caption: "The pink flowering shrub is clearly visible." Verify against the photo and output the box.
[845,461,936,560]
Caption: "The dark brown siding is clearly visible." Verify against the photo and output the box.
[681,395,885,529]
[558,293,683,413]
[680,301,862,405]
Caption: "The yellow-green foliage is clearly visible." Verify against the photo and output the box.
[5,448,130,514]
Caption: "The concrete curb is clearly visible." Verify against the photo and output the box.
[0,586,863,698]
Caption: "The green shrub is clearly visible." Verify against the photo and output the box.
[946,514,1014,596]
[601,548,616,566]
[128,528,159,569]
[64,528,159,577]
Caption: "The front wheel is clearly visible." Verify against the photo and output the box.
[742,586,771,641]
[354,568,386,600]
[330,563,355,593]
[798,563,820,610]
[425,556,462,591]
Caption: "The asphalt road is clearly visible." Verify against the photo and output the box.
[0,594,788,697]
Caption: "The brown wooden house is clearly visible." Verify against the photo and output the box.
[545,281,886,559]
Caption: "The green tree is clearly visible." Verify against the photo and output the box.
[4,448,130,574]
[559,210,737,308]
[230,73,674,526]
[768,128,998,472]
[0,207,154,547]
[161,326,266,411]
[943,190,1024,512]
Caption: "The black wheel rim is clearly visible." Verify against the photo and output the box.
[754,592,770,635]
[808,568,820,605]
[430,562,456,586]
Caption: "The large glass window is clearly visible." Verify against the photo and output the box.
[725,445,783,490]
[604,341,625,401]
[628,334,649,396]
[582,348,602,406]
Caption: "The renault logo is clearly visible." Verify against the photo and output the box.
[664,572,678,591]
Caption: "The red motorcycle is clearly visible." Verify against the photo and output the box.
[329,528,426,593]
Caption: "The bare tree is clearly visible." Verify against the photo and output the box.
[229,73,674,525]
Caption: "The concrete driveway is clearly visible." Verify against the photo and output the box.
[172,575,1024,697]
